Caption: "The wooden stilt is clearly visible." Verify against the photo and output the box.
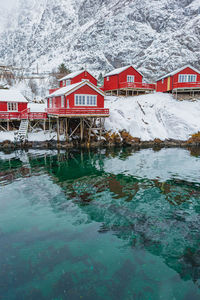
[65,118,68,141]
[57,118,60,143]
[49,117,51,132]
[43,120,46,132]
[60,119,64,134]
[7,120,9,131]
[80,118,83,141]
[100,118,102,140]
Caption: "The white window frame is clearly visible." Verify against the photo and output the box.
[127,75,135,83]
[66,80,71,85]
[178,74,197,83]
[162,79,164,84]
[107,77,109,81]
[61,95,65,108]
[49,98,53,108]
[7,102,18,112]
[74,94,97,106]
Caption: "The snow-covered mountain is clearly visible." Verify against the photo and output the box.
[0,0,200,80]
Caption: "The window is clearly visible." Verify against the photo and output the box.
[74,94,97,106]
[162,79,164,84]
[178,74,197,83]
[127,75,134,83]
[107,77,109,81]
[63,80,66,86]
[8,102,18,111]
[49,98,53,108]
[61,95,65,107]
[66,80,71,85]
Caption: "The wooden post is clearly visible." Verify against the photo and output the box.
[100,118,102,140]
[57,118,60,143]
[49,117,51,132]
[43,120,46,132]
[80,118,83,141]
[7,120,9,131]
[65,118,68,141]
[60,119,64,134]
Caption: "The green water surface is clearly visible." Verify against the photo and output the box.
[0,148,200,300]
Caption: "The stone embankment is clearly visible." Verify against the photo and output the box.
[1,130,200,151]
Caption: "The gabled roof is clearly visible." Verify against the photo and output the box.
[104,65,144,77]
[157,64,200,81]
[58,70,84,81]
[0,89,27,103]
[48,80,105,98]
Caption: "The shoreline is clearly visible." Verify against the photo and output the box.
[0,138,200,151]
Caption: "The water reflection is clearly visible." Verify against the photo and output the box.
[0,148,200,299]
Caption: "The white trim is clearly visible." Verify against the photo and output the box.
[178,74,197,83]
[7,102,18,112]
[127,75,135,83]
[157,65,200,81]
[104,65,144,78]
[48,81,105,98]
[61,95,65,107]
[74,94,97,106]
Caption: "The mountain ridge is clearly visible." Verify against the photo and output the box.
[0,0,200,80]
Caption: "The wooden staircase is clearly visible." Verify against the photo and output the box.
[14,119,29,143]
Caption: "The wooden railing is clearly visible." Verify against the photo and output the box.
[0,110,47,120]
[119,82,156,90]
[47,108,110,116]
[173,82,200,89]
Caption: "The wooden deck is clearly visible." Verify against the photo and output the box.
[0,109,47,120]
[47,108,109,118]
[119,82,156,91]
[172,82,200,92]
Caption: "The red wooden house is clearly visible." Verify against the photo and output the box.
[0,89,28,120]
[0,89,47,121]
[156,65,200,94]
[102,65,155,95]
[47,80,109,117]
[58,70,97,88]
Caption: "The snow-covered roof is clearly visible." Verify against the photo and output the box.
[104,65,144,77]
[48,81,104,98]
[0,89,27,103]
[157,64,200,81]
[28,103,46,113]
[58,70,84,81]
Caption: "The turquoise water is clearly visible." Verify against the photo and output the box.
[0,148,200,300]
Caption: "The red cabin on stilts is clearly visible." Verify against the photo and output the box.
[101,65,155,96]
[156,65,200,95]
[0,89,28,120]
[47,80,108,117]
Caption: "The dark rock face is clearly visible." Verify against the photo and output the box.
[0,0,200,80]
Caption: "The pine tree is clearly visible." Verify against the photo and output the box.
[58,63,71,75]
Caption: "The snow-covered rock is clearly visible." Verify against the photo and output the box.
[0,0,200,80]
[105,93,200,141]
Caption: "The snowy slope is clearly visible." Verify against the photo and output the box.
[105,93,200,141]
[0,0,200,80]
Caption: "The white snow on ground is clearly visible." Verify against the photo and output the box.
[0,131,65,143]
[105,93,200,141]
[28,103,46,112]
